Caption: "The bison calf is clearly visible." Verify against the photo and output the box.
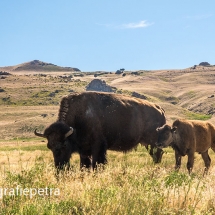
[156,119,215,174]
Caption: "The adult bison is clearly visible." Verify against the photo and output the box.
[35,92,166,170]
[156,119,215,174]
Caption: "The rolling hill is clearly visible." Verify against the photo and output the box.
[0,61,215,139]
[0,60,80,72]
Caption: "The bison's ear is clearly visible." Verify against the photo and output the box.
[171,126,177,133]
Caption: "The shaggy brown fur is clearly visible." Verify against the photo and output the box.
[35,92,166,170]
[156,119,215,174]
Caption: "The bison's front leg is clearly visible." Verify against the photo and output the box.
[154,147,164,163]
[92,141,107,170]
[80,154,92,169]
[174,150,182,171]
[187,149,195,174]
[201,150,211,175]
[146,145,164,163]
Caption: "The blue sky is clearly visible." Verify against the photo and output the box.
[1,1,215,71]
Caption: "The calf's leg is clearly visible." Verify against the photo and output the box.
[201,150,211,175]
[187,149,195,174]
[174,150,182,171]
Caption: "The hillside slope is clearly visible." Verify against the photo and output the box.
[0,65,215,139]
[0,60,80,72]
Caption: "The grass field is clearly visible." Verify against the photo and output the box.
[1,145,215,214]
[0,66,215,214]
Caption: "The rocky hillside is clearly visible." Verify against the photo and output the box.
[0,60,80,72]
[0,63,215,139]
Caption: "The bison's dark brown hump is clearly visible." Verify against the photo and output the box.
[58,95,71,122]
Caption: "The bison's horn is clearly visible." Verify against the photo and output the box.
[65,127,74,138]
[34,129,45,138]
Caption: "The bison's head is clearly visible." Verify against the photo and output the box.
[34,122,75,170]
[156,124,177,148]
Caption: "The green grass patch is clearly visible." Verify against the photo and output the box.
[158,76,170,82]
[0,144,48,151]
[115,89,132,96]
[17,124,45,134]
[187,91,196,98]
[183,110,212,120]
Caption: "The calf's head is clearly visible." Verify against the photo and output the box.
[156,124,177,148]
[34,122,74,170]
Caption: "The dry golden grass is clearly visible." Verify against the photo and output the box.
[0,106,58,140]
[1,146,215,214]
